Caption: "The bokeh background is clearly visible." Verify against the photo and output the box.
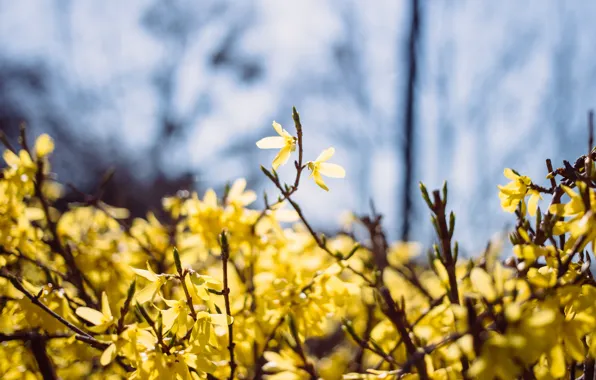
[1,0,595,255]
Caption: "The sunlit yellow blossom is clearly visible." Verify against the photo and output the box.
[75,292,114,333]
[131,262,168,303]
[161,298,193,338]
[387,241,421,267]
[498,168,541,216]
[307,147,346,191]
[256,121,297,170]
[226,178,257,208]
[549,183,596,251]
[262,349,313,379]
[34,133,55,158]
[6,117,596,379]
[513,243,557,265]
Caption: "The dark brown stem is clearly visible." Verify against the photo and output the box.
[354,305,376,371]
[432,190,460,305]
[379,287,429,379]
[1,270,96,340]
[0,331,70,342]
[34,158,96,307]
[252,107,305,234]
[0,130,17,152]
[220,231,236,380]
[396,332,463,377]
[287,315,317,379]
[585,358,595,380]
[0,246,68,282]
[29,336,57,380]
[346,313,398,368]
[291,106,305,190]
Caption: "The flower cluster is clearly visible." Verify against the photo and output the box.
[2,110,596,380]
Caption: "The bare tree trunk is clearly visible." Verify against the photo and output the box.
[400,0,421,242]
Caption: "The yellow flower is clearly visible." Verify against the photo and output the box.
[34,134,55,158]
[262,349,312,379]
[256,121,296,170]
[161,298,193,338]
[498,168,541,216]
[131,262,168,304]
[513,244,557,265]
[75,292,115,333]
[306,147,346,191]
[387,241,421,267]
[550,184,596,246]
[469,267,498,302]
[225,178,257,208]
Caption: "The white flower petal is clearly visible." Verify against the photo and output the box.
[314,147,335,163]
[272,121,283,136]
[256,136,285,149]
[318,163,345,178]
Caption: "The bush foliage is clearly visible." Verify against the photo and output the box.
[2,109,596,380]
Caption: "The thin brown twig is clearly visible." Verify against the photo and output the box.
[219,231,237,380]
[32,157,96,307]
[252,107,306,234]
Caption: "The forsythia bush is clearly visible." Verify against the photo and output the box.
[2,109,596,380]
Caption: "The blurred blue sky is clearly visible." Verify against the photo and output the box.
[2,0,596,254]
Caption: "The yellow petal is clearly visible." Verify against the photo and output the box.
[100,343,117,366]
[527,309,556,328]
[131,262,159,282]
[204,277,223,292]
[237,191,257,206]
[256,136,285,149]
[433,259,450,286]
[272,146,292,170]
[135,281,162,304]
[210,313,233,325]
[19,150,33,167]
[561,185,576,198]
[104,206,130,219]
[162,298,179,308]
[273,209,299,222]
[137,329,158,348]
[176,312,189,338]
[272,121,283,136]
[101,292,112,318]
[503,168,518,180]
[527,191,541,217]
[318,162,345,178]
[314,147,335,163]
[550,344,566,378]
[565,334,586,362]
[76,307,106,326]
[34,134,55,158]
[203,189,218,207]
[25,207,45,221]
[549,204,566,215]
[470,268,497,302]
[161,307,179,332]
[228,178,246,199]
[312,171,329,191]
[3,150,19,167]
